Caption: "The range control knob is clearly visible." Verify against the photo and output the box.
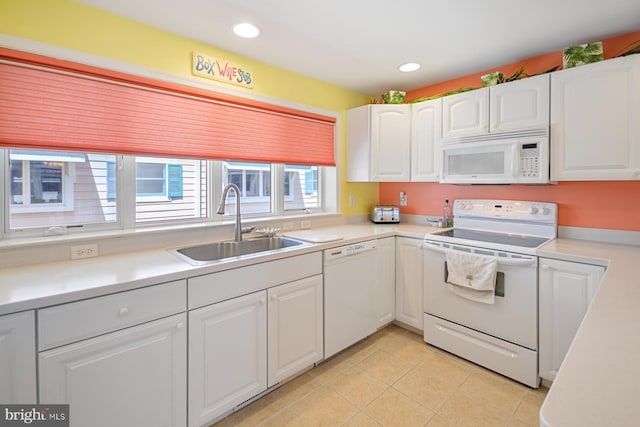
[528,206,539,214]
[541,207,551,215]
[458,203,466,210]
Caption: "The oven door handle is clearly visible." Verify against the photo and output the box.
[422,241,537,267]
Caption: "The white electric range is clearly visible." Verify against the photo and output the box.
[422,199,557,388]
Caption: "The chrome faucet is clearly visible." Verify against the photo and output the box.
[217,183,254,242]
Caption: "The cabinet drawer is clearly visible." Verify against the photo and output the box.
[189,252,322,309]
[38,280,186,351]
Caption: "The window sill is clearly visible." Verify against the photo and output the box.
[0,212,344,254]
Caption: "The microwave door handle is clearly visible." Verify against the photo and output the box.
[422,242,537,267]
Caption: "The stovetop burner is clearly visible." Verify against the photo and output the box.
[433,228,550,248]
[424,199,558,254]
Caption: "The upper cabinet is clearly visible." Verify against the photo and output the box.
[346,102,441,182]
[551,54,640,181]
[411,98,442,182]
[346,104,411,182]
[442,87,489,138]
[443,74,550,140]
[490,74,550,133]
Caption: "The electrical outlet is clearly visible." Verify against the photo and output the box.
[282,222,294,230]
[300,220,311,229]
[399,191,407,206]
[349,195,356,208]
[71,244,99,260]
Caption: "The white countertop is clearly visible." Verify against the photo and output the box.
[538,239,640,427]
[0,223,435,315]
[2,223,639,426]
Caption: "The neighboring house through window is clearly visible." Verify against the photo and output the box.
[9,150,84,213]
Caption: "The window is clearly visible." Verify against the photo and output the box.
[284,165,319,211]
[135,162,183,200]
[8,149,117,230]
[2,149,335,238]
[134,157,207,224]
[221,162,272,215]
[11,159,64,206]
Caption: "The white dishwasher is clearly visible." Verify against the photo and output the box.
[323,240,378,358]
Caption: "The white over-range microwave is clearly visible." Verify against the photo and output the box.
[440,130,549,184]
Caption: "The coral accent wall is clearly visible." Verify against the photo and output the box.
[379,181,640,231]
[380,31,640,232]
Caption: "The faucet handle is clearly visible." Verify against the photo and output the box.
[241,225,256,234]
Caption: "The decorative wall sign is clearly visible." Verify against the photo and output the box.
[192,51,254,88]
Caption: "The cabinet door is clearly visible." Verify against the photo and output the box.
[268,275,323,387]
[490,74,549,132]
[374,237,396,328]
[370,104,411,181]
[411,99,442,181]
[395,237,424,330]
[189,291,267,427]
[551,55,640,180]
[0,311,36,404]
[442,88,489,139]
[539,258,605,381]
[40,313,187,427]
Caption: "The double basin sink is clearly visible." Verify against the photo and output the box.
[174,236,308,265]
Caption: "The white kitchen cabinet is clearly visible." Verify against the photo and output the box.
[395,237,424,330]
[411,98,442,181]
[442,87,489,139]
[539,258,605,381]
[40,313,187,427]
[374,237,396,328]
[38,280,187,427]
[187,253,323,427]
[189,291,267,427]
[0,310,37,404]
[268,275,323,387]
[490,74,550,132]
[551,55,640,180]
[443,74,549,140]
[346,104,411,181]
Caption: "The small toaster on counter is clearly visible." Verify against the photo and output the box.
[370,205,400,223]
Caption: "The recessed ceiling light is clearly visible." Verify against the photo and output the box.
[233,23,261,39]
[399,62,420,72]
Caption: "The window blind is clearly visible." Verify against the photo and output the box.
[0,49,336,166]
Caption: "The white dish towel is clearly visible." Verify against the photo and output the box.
[445,250,498,304]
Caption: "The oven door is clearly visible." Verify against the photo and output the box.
[422,240,537,350]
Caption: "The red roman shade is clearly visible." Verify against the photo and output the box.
[0,49,336,166]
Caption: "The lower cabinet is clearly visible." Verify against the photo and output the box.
[268,275,324,387]
[39,313,187,427]
[188,274,323,427]
[539,258,605,381]
[188,291,267,427]
[0,310,37,404]
[374,236,396,328]
[395,237,424,330]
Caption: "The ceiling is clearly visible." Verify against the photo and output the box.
[76,0,640,96]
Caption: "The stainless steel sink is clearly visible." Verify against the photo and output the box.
[174,236,307,265]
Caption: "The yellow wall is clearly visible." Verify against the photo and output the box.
[0,0,378,216]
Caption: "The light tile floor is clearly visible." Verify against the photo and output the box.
[212,324,548,427]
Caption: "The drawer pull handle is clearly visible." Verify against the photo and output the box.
[260,298,266,305]
[176,322,185,330]
[118,307,130,316]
